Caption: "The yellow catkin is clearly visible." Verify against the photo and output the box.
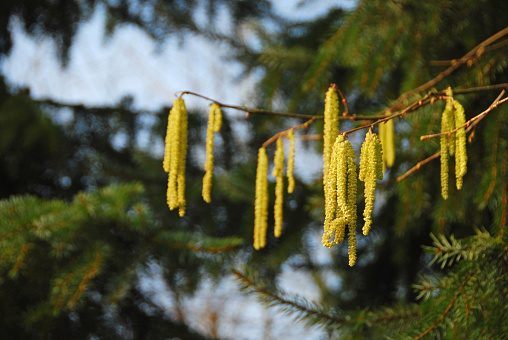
[213,104,222,132]
[379,116,395,170]
[346,142,357,266]
[453,100,467,190]
[373,133,384,181]
[165,98,185,211]
[359,131,382,235]
[323,86,339,195]
[323,134,343,247]
[177,99,188,217]
[254,147,269,249]
[202,104,222,203]
[440,96,453,200]
[287,130,296,194]
[444,88,456,157]
[273,137,285,238]
[334,136,348,245]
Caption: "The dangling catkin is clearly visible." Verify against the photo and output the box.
[346,142,357,266]
[287,130,296,194]
[334,136,348,245]
[453,100,467,190]
[440,94,454,200]
[323,134,343,247]
[273,137,285,238]
[379,116,395,170]
[202,104,222,203]
[323,86,339,194]
[177,99,188,217]
[444,88,456,157]
[359,131,383,235]
[254,147,269,249]
[164,98,188,215]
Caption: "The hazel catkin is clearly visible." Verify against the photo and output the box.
[202,104,222,203]
[273,137,285,238]
[379,117,395,170]
[254,147,269,250]
[163,98,188,216]
[322,135,358,267]
[287,129,296,194]
[453,100,467,190]
[323,86,340,194]
[323,134,343,247]
[359,131,383,235]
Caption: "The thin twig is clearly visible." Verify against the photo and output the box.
[397,152,441,182]
[387,26,508,113]
[178,90,388,121]
[262,118,317,148]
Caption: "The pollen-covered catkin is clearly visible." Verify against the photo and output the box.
[345,140,357,266]
[273,137,285,238]
[202,104,222,203]
[334,136,348,245]
[453,101,467,190]
[254,147,269,250]
[379,117,395,170]
[323,86,339,193]
[440,96,453,200]
[164,98,188,215]
[287,130,296,194]
[444,88,456,157]
[359,131,382,235]
[323,134,343,247]
[177,99,188,217]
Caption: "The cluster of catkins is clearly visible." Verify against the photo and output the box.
[253,86,395,266]
[321,86,393,266]
[163,99,222,216]
[253,131,296,250]
[164,85,467,267]
[440,88,467,200]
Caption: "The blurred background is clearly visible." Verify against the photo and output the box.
[1,0,507,339]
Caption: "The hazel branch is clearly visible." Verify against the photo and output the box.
[397,91,507,182]
[262,118,317,148]
[387,26,508,112]
[397,152,441,182]
[177,90,387,121]
[420,89,507,141]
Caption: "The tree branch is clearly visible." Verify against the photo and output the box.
[387,26,508,112]
[420,90,507,141]
[414,269,476,340]
[397,91,508,182]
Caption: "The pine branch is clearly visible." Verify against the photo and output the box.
[414,269,477,340]
[426,230,500,269]
[233,269,347,328]
[152,231,244,253]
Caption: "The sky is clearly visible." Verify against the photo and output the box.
[1,1,356,338]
